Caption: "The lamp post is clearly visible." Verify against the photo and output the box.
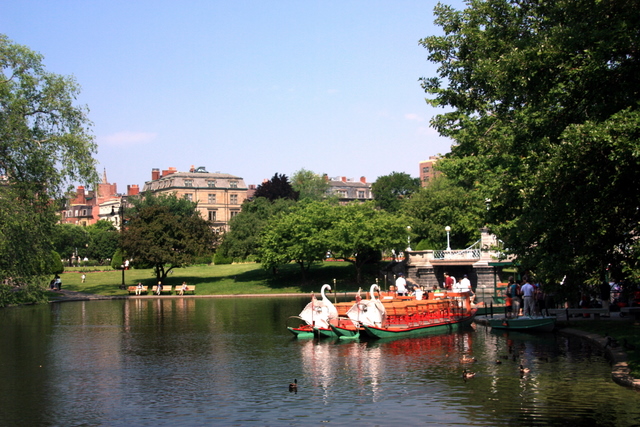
[445,226,451,251]
[111,201,126,289]
[406,226,412,251]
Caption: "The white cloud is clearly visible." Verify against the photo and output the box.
[100,131,158,146]
[404,113,424,122]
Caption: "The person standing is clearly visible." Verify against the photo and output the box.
[444,272,455,290]
[520,277,535,317]
[395,273,407,296]
[156,281,163,295]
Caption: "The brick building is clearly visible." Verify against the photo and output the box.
[419,156,442,187]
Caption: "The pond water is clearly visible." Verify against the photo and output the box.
[1,297,639,426]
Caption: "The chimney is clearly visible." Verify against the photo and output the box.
[76,186,86,204]
[127,184,140,196]
[360,176,367,183]
[152,168,160,181]
[323,174,328,181]
[162,167,177,177]
[341,176,347,182]
[190,165,195,172]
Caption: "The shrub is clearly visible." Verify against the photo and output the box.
[213,252,233,265]
[110,249,124,270]
[194,254,213,265]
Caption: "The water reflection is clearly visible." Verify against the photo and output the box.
[0,298,639,426]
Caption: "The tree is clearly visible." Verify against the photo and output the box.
[220,197,295,261]
[252,173,299,201]
[51,223,90,265]
[402,176,485,250]
[121,193,217,282]
[259,200,336,278]
[419,0,640,291]
[371,172,421,213]
[327,202,407,283]
[0,34,97,286]
[86,220,119,265]
[291,168,329,201]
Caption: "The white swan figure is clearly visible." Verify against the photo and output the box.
[346,284,386,327]
[297,284,338,328]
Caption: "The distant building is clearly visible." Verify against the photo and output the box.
[419,156,442,187]
[325,176,373,204]
[142,165,248,232]
[60,169,131,227]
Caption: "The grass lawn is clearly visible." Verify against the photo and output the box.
[60,261,385,297]
[565,320,640,378]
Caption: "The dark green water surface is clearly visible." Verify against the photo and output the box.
[1,297,638,426]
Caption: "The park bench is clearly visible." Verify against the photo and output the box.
[151,285,172,295]
[548,308,609,320]
[127,286,148,295]
[177,285,196,295]
[620,306,640,321]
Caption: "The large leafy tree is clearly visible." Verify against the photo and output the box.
[52,223,90,264]
[220,197,296,260]
[371,172,421,213]
[420,0,640,295]
[252,173,299,201]
[291,168,330,201]
[402,176,485,250]
[86,220,119,264]
[121,193,216,282]
[0,34,97,286]
[259,200,335,279]
[327,202,408,283]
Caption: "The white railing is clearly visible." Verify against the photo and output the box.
[433,240,481,260]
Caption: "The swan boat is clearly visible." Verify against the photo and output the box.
[287,284,339,338]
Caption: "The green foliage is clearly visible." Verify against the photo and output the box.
[121,193,217,282]
[86,221,119,265]
[49,251,64,275]
[260,201,407,282]
[371,172,421,213]
[0,34,97,285]
[213,252,233,265]
[402,176,484,250]
[291,168,330,201]
[252,173,299,201]
[52,223,90,262]
[220,197,296,260]
[420,0,640,286]
[110,248,124,270]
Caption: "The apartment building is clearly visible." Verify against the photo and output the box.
[142,166,248,232]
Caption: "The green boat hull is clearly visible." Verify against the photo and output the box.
[362,312,476,339]
[287,326,315,338]
[488,317,556,332]
[329,324,360,340]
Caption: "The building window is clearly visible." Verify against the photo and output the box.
[337,190,347,198]
[207,180,216,188]
[423,166,430,174]
[357,191,365,199]
[184,179,193,187]
[184,193,193,202]
[230,194,238,204]
[208,193,217,204]
[208,210,217,222]
[230,181,238,188]
[231,210,240,218]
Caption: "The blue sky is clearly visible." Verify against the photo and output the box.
[2,0,462,190]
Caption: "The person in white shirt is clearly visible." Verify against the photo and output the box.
[395,273,407,296]
[520,277,536,317]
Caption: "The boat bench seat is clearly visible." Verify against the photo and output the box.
[127,286,148,295]
[548,308,609,320]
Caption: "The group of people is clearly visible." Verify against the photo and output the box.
[504,275,546,318]
[394,271,475,300]
[49,275,62,291]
